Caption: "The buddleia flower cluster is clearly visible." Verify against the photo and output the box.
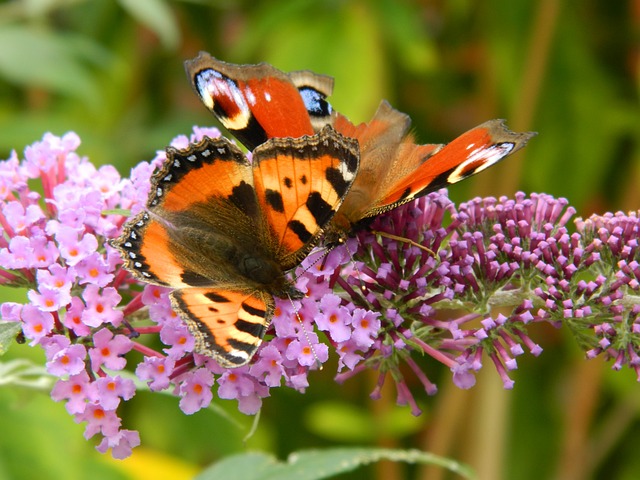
[1,131,639,457]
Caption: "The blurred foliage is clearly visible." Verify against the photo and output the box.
[0,0,638,479]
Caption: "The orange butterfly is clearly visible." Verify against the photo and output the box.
[112,128,359,367]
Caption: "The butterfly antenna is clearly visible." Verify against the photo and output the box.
[371,230,435,255]
[287,294,323,371]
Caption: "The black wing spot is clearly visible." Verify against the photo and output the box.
[242,302,266,318]
[265,189,284,213]
[229,181,259,217]
[235,319,265,337]
[325,167,349,198]
[205,291,231,303]
[306,191,333,224]
[288,219,313,243]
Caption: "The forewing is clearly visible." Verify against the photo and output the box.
[370,119,537,213]
[112,136,259,288]
[252,125,359,269]
[185,52,330,150]
[332,104,535,225]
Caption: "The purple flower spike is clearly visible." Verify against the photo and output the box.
[321,191,640,412]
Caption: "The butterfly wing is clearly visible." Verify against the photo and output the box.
[370,119,536,211]
[113,137,263,289]
[252,125,359,269]
[171,288,274,368]
[185,52,334,150]
[113,137,286,366]
[330,101,536,235]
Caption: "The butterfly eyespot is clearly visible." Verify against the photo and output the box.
[173,159,181,168]
[216,147,226,155]
[134,261,143,268]
[163,174,173,182]
[156,187,163,197]
[128,252,137,259]
[202,149,211,157]
[187,154,197,162]
[264,91,272,102]
[141,271,151,278]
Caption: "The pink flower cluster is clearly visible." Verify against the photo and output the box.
[0,130,381,458]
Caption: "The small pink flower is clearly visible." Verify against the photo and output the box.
[95,376,136,410]
[51,371,97,414]
[136,356,175,391]
[96,429,140,460]
[88,328,132,371]
[20,304,54,345]
[81,285,123,327]
[178,368,214,415]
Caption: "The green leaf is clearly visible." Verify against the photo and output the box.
[0,25,100,106]
[0,387,129,480]
[0,321,21,356]
[196,448,476,480]
[0,359,52,390]
[117,0,180,50]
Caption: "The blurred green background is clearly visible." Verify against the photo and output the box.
[0,1,638,479]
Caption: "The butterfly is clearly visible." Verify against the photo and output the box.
[112,126,359,367]
[185,51,335,150]
[325,102,536,244]
[185,53,536,246]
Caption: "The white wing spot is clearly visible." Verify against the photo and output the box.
[448,143,515,183]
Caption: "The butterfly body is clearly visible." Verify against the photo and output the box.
[113,127,359,367]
